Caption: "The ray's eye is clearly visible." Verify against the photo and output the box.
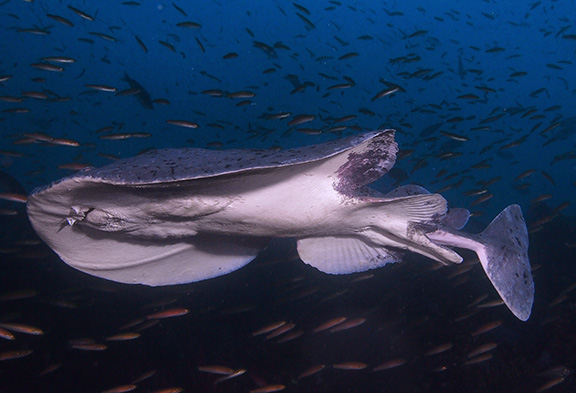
[66,206,94,226]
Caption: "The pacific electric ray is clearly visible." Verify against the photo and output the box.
[27,130,534,320]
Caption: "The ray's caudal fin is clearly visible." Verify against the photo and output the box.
[428,205,534,321]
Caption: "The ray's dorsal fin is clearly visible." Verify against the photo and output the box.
[383,185,470,229]
[443,208,470,230]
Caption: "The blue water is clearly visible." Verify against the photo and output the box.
[1,1,575,392]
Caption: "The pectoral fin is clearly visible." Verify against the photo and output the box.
[297,236,402,274]
[43,221,267,286]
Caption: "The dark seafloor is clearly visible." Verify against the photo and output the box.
[1,0,576,392]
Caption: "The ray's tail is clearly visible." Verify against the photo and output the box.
[429,205,534,321]
[474,205,534,321]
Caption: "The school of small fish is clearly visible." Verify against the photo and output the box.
[1,0,575,392]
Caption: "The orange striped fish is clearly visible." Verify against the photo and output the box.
[464,353,493,365]
[166,120,199,128]
[298,364,325,379]
[0,193,27,203]
[150,388,184,393]
[276,330,304,343]
[0,322,44,335]
[313,316,346,333]
[101,384,137,393]
[132,370,157,384]
[424,343,453,357]
[147,308,189,319]
[330,318,367,333]
[373,358,407,371]
[252,321,286,336]
[467,343,497,358]
[0,328,15,340]
[36,363,63,377]
[197,365,235,375]
[214,369,246,384]
[105,332,141,341]
[249,385,285,393]
[266,323,295,339]
[471,320,503,336]
[333,362,368,370]
[70,343,108,351]
[0,349,33,361]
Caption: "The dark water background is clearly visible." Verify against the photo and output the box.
[1,0,575,392]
